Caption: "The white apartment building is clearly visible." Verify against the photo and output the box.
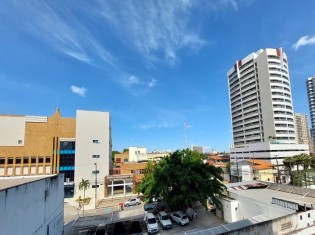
[294,113,310,145]
[75,110,112,205]
[307,76,315,148]
[228,49,309,172]
[128,147,148,162]
[228,48,295,147]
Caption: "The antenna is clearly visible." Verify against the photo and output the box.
[184,122,190,149]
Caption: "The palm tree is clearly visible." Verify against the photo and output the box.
[283,157,296,185]
[79,178,90,216]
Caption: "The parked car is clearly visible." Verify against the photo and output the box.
[157,211,172,229]
[130,221,143,235]
[170,211,189,226]
[144,203,156,213]
[124,197,141,207]
[145,212,159,234]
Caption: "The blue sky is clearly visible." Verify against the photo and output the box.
[0,1,315,153]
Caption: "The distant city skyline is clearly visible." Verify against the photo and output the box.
[0,1,315,152]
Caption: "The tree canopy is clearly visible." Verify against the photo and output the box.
[137,149,226,212]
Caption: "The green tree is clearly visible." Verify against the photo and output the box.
[123,148,129,152]
[112,150,120,166]
[136,161,157,202]
[79,178,90,216]
[137,149,226,212]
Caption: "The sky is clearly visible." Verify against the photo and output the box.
[0,1,315,153]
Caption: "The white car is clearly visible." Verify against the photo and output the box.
[158,211,172,229]
[145,212,159,233]
[124,197,141,207]
[170,211,189,226]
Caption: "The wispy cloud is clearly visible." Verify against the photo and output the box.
[292,35,315,50]
[138,107,183,130]
[71,85,87,97]
[11,1,116,68]
[122,75,157,96]
[97,0,207,66]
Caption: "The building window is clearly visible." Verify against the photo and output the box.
[116,158,121,163]
[92,170,99,174]
[46,156,51,163]
[308,213,310,218]
[8,158,13,164]
[124,159,128,162]
[38,157,44,163]
[0,158,5,164]
[31,157,36,164]
[93,140,100,143]
[18,140,22,144]
[16,157,21,164]
[300,215,302,220]
[23,157,29,164]
[92,155,100,159]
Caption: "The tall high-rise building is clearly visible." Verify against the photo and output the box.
[306,76,315,148]
[294,113,310,145]
[228,48,295,147]
[228,49,309,183]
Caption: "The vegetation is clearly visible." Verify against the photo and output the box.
[78,178,90,216]
[79,178,90,199]
[137,149,226,212]
[283,153,314,186]
[112,150,120,166]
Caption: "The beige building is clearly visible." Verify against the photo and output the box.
[0,109,75,177]
[0,109,112,206]
[294,113,310,144]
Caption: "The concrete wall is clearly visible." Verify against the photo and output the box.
[267,182,315,198]
[0,116,25,146]
[217,197,239,222]
[75,110,111,204]
[0,175,64,235]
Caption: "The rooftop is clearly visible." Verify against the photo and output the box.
[0,175,57,191]
[226,181,315,207]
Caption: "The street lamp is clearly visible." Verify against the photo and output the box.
[252,152,256,180]
[94,162,98,209]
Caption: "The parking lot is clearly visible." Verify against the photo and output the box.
[65,198,225,235]
[129,203,224,234]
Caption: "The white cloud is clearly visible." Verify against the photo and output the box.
[122,75,157,95]
[148,79,157,88]
[71,85,87,97]
[12,1,116,68]
[97,1,207,66]
[292,35,315,50]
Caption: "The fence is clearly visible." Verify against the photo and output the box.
[266,182,315,198]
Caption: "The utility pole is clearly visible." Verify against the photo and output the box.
[236,156,240,182]
[275,155,281,184]
[94,162,98,209]
[184,122,190,150]
[253,152,256,180]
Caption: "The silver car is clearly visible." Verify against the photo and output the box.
[124,197,141,207]
[158,211,172,229]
